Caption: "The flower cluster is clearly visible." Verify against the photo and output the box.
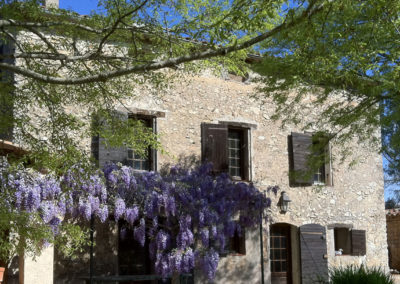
[102,162,272,279]
[0,159,274,280]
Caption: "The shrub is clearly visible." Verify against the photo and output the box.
[329,265,393,284]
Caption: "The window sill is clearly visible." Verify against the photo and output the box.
[228,253,246,257]
[132,169,153,174]
[231,176,251,183]
[334,254,363,257]
[220,251,246,257]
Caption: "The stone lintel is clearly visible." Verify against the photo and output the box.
[116,107,166,118]
[327,223,354,230]
[218,120,257,129]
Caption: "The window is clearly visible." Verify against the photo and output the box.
[334,228,352,255]
[331,227,366,256]
[288,132,332,186]
[227,227,246,255]
[312,135,327,185]
[126,116,154,171]
[228,129,245,179]
[93,111,157,171]
[201,123,251,181]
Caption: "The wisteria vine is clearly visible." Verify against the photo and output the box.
[0,159,274,280]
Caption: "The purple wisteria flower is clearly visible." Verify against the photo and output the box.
[0,158,273,281]
[125,206,139,225]
[114,198,126,220]
[134,218,146,246]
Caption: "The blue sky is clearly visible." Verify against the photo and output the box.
[59,0,99,15]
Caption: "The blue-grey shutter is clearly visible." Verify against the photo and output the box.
[299,224,328,284]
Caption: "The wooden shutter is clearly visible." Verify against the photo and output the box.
[351,230,366,256]
[290,132,313,185]
[201,123,228,174]
[228,228,246,255]
[242,129,251,181]
[299,224,328,283]
[239,230,246,255]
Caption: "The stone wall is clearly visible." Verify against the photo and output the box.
[24,246,54,284]
[12,59,388,282]
[116,72,388,283]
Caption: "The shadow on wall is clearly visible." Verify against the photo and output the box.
[159,154,201,175]
[54,220,119,284]
[195,228,261,284]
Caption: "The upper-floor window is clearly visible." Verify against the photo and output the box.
[201,122,252,181]
[126,116,154,171]
[93,111,158,171]
[289,132,332,186]
[228,128,246,179]
[312,135,328,185]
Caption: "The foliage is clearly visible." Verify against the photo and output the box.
[0,0,334,170]
[0,158,92,262]
[329,265,393,284]
[0,158,273,279]
[0,0,397,172]
[385,198,397,209]
[254,0,400,166]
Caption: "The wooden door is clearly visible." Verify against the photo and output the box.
[118,223,152,284]
[270,224,292,284]
[299,224,328,284]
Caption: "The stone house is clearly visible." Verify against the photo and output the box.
[0,1,389,283]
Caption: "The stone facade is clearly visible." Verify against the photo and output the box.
[2,30,388,283]
[55,72,386,284]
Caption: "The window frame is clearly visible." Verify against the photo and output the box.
[289,132,332,187]
[201,122,252,181]
[334,227,352,255]
[227,127,246,181]
[227,226,246,256]
[312,134,330,185]
[329,225,367,257]
[126,114,156,172]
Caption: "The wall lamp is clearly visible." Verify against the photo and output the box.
[279,191,291,214]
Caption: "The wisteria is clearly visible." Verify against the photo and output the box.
[0,159,274,280]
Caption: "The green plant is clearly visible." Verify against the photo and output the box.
[329,265,393,284]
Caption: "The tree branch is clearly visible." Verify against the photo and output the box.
[0,0,331,85]
[0,19,103,34]
[96,0,148,55]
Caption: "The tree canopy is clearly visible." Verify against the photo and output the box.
[254,0,400,173]
[0,0,398,168]
[0,0,338,170]
[1,0,399,270]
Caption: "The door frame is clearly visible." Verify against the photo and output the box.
[270,223,293,284]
